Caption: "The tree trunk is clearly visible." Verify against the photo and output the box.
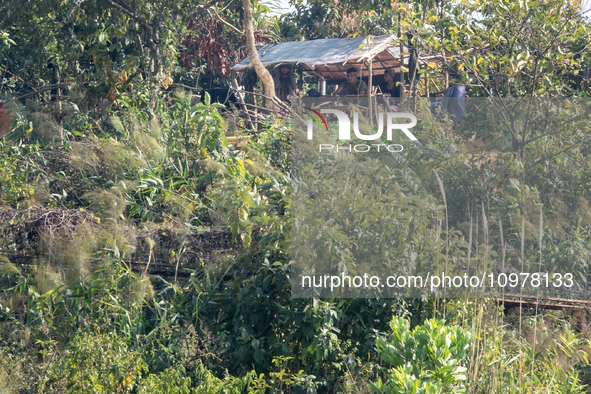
[51,64,60,101]
[242,0,275,103]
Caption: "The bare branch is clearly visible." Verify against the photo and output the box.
[14,83,74,100]
[211,8,243,35]
[183,0,220,24]
[170,83,203,91]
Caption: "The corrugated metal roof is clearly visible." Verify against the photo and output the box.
[232,35,408,80]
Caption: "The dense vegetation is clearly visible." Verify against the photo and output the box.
[1,0,591,393]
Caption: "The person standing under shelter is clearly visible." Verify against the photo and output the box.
[335,67,368,96]
[378,68,401,112]
[273,64,296,103]
[378,68,401,97]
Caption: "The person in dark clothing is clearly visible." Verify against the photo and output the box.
[200,88,242,110]
[378,68,401,97]
[273,65,296,102]
[335,67,368,96]
[377,68,401,112]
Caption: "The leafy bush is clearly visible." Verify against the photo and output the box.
[371,317,471,394]
[137,362,254,394]
[42,331,147,393]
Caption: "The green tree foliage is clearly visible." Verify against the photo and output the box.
[0,0,279,105]
[282,0,590,98]
[280,0,399,39]
[1,0,175,100]
[43,331,148,392]
[406,0,591,97]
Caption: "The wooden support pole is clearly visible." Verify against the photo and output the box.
[374,88,379,127]
[425,66,430,98]
[368,59,373,127]
[399,15,405,100]
[440,0,449,88]
[430,79,443,96]
[254,87,260,131]
[231,75,256,131]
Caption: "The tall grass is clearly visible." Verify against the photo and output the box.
[467,306,589,393]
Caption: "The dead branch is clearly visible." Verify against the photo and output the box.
[170,83,204,91]
[15,83,74,100]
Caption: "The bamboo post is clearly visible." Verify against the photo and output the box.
[398,14,405,100]
[319,77,326,96]
[368,58,373,127]
[440,0,449,88]
[374,88,379,127]
[231,74,256,131]
[253,86,258,131]
[425,65,430,98]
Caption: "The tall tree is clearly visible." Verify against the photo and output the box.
[242,0,275,101]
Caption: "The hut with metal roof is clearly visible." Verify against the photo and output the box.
[233,35,419,96]
[229,35,447,125]
[232,35,408,79]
